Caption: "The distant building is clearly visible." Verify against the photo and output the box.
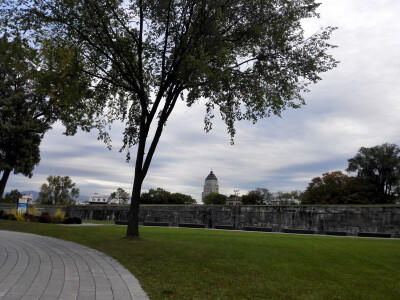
[202,171,219,201]
[226,195,241,206]
[21,194,34,205]
[88,193,113,204]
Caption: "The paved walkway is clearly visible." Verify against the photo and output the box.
[0,231,149,300]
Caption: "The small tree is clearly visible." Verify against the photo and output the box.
[3,189,22,203]
[111,187,130,204]
[203,193,227,205]
[38,175,80,205]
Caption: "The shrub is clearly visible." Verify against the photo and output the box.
[7,208,25,222]
[15,213,25,222]
[54,209,66,223]
[24,214,38,222]
[39,213,54,223]
[0,210,3,218]
[27,206,39,217]
[72,217,82,224]
[63,216,82,224]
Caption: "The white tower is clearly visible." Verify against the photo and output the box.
[202,171,219,201]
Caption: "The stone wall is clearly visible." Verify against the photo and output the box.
[66,205,400,238]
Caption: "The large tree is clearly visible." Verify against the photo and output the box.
[0,35,47,198]
[347,143,400,203]
[4,0,337,237]
[301,171,379,205]
[37,175,80,205]
[0,34,92,198]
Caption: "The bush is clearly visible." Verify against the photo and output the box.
[7,208,25,222]
[24,214,38,222]
[54,209,66,223]
[7,214,16,221]
[39,213,54,223]
[63,216,82,224]
[15,213,25,222]
[0,210,3,218]
[27,206,39,217]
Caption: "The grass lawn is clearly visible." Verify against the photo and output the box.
[0,220,399,299]
[82,220,115,224]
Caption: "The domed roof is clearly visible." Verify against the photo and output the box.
[205,171,217,181]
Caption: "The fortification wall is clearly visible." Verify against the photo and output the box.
[66,205,400,238]
[2,204,398,237]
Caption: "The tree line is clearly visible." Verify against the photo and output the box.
[3,143,399,206]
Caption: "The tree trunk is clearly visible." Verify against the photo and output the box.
[0,169,12,199]
[126,177,143,238]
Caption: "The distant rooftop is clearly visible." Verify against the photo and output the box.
[205,171,217,181]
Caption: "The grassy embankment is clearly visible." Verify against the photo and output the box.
[0,220,399,299]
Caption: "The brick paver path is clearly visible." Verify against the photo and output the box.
[0,231,149,300]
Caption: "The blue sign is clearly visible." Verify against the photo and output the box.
[18,202,27,213]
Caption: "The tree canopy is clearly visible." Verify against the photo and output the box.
[0,35,46,198]
[203,192,227,205]
[3,0,337,237]
[111,187,130,204]
[37,175,80,205]
[301,171,379,205]
[347,143,400,203]
[0,33,93,198]
[2,189,22,203]
[241,188,273,205]
[140,188,196,204]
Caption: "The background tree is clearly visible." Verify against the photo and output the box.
[169,192,196,205]
[37,175,80,205]
[347,143,400,203]
[302,171,379,205]
[272,190,302,205]
[140,188,173,204]
[0,34,92,199]
[2,189,22,203]
[242,188,273,205]
[111,187,130,204]
[140,188,196,204]
[203,192,227,205]
[242,191,263,205]
[5,0,337,237]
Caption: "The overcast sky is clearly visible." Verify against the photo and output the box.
[6,0,400,202]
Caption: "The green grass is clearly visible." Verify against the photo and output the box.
[82,220,115,224]
[0,220,399,299]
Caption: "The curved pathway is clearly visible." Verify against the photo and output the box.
[0,230,149,300]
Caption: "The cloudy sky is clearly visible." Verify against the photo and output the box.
[6,0,400,202]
